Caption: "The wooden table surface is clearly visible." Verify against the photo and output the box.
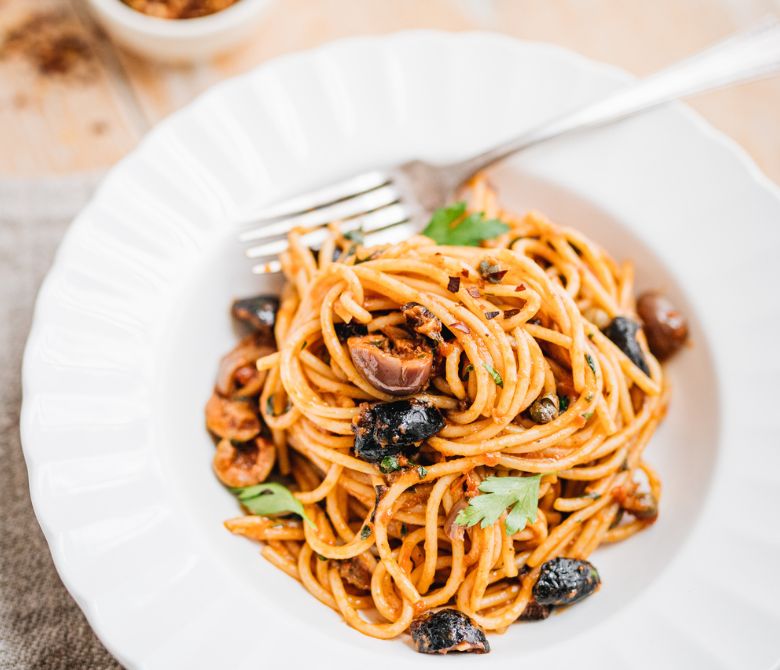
[2,0,780,183]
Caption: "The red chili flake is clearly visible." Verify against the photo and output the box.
[515,284,526,292]
[449,321,470,334]
[484,311,500,320]
[460,269,469,277]
[447,276,460,293]
[489,269,508,282]
[467,287,481,298]
[503,309,520,319]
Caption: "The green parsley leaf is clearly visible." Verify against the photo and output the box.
[301,340,308,351]
[581,411,594,421]
[316,553,328,561]
[265,394,275,417]
[585,353,596,374]
[379,455,401,474]
[417,465,428,480]
[360,525,372,539]
[400,522,408,537]
[482,362,504,387]
[558,394,570,412]
[233,482,314,528]
[422,202,509,246]
[455,475,541,536]
[344,227,365,244]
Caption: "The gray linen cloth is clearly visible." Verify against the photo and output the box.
[0,175,121,669]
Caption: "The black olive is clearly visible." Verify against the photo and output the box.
[519,599,552,621]
[334,322,368,342]
[602,316,650,375]
[410,609,490,654]
[533,557,601,606]
[231,295,279,334]
[528,394,559,424]
[352,399,445,463]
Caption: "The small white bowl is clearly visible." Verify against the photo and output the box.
[86,0,272,63]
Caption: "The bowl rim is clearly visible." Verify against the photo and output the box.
[87,0,271,37]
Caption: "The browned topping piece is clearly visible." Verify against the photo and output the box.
[466,287,481,298]
[121,0,240,19]
[447,276,461,293]
[0,11,96,80]
[484,311,499,320]
[212,437,275,488]
[503,309,521,319]
[205,394,260,441]
[411,609,490,654]
[636,291,689,361]
[519,599,552,621]
[402,302,443,342]
[338,554,373,591]
[347,334,433,395]
[216,333,274,397]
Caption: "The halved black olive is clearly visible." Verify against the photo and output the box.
[532,557,600,606]
[231,295,279,335]
[410,609,489,655]
[347,334,433,396]
[352,399,444,463]
[602,316,650,375]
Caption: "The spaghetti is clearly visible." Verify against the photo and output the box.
[205,179,675,653]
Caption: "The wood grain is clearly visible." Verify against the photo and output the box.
[1,0,779,183]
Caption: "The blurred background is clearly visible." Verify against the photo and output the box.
[1,1,779,668]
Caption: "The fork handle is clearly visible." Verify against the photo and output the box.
[448,18,780,182]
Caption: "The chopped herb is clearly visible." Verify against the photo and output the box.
[515,284,526,292]
[587,332,595,340]
[585,392,594,401]
[503,309,520,319]
[581,411,594,421]
[343,227,365,244]
[558,395,570,412]
[464,364,474,374]
[585,353,596,373]
[379,455,401,474]
[455,475,541,536]
[583,492,602,500]
[422,202,509,246]
[482,362,504,387]
[232,483,314,527]
[417,465,428,480]
[484,311,500,320]
[317,553,328,561]
[447,276,461,292]
[360,525,372,539]
[265,394,276,417]
[400,522,408,537]
[301,340,308,351]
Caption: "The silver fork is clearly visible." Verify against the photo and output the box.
[241,19,780,274]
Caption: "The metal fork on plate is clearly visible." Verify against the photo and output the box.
[241,19,780,274]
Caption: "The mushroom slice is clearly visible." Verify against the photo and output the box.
[410,609,490,654]
[213,437,276,488]
[216,333,274,397]
[205,393,261,441]
[347,334,433,396]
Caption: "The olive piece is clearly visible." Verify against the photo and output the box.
[352,399,445,463]
[636,291,688,361]
[602,316,650,375]
[410,609,490,655]
[231,295,279,335]
[519,599,552,621]
[334,322,368,342]
[347,334,433,395]
[533,557,601,606]
[528,393,559,424]
[402,302,443,342]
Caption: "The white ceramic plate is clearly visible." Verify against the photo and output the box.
[21,32,780,669]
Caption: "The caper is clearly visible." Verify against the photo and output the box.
[528,394,559,424]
